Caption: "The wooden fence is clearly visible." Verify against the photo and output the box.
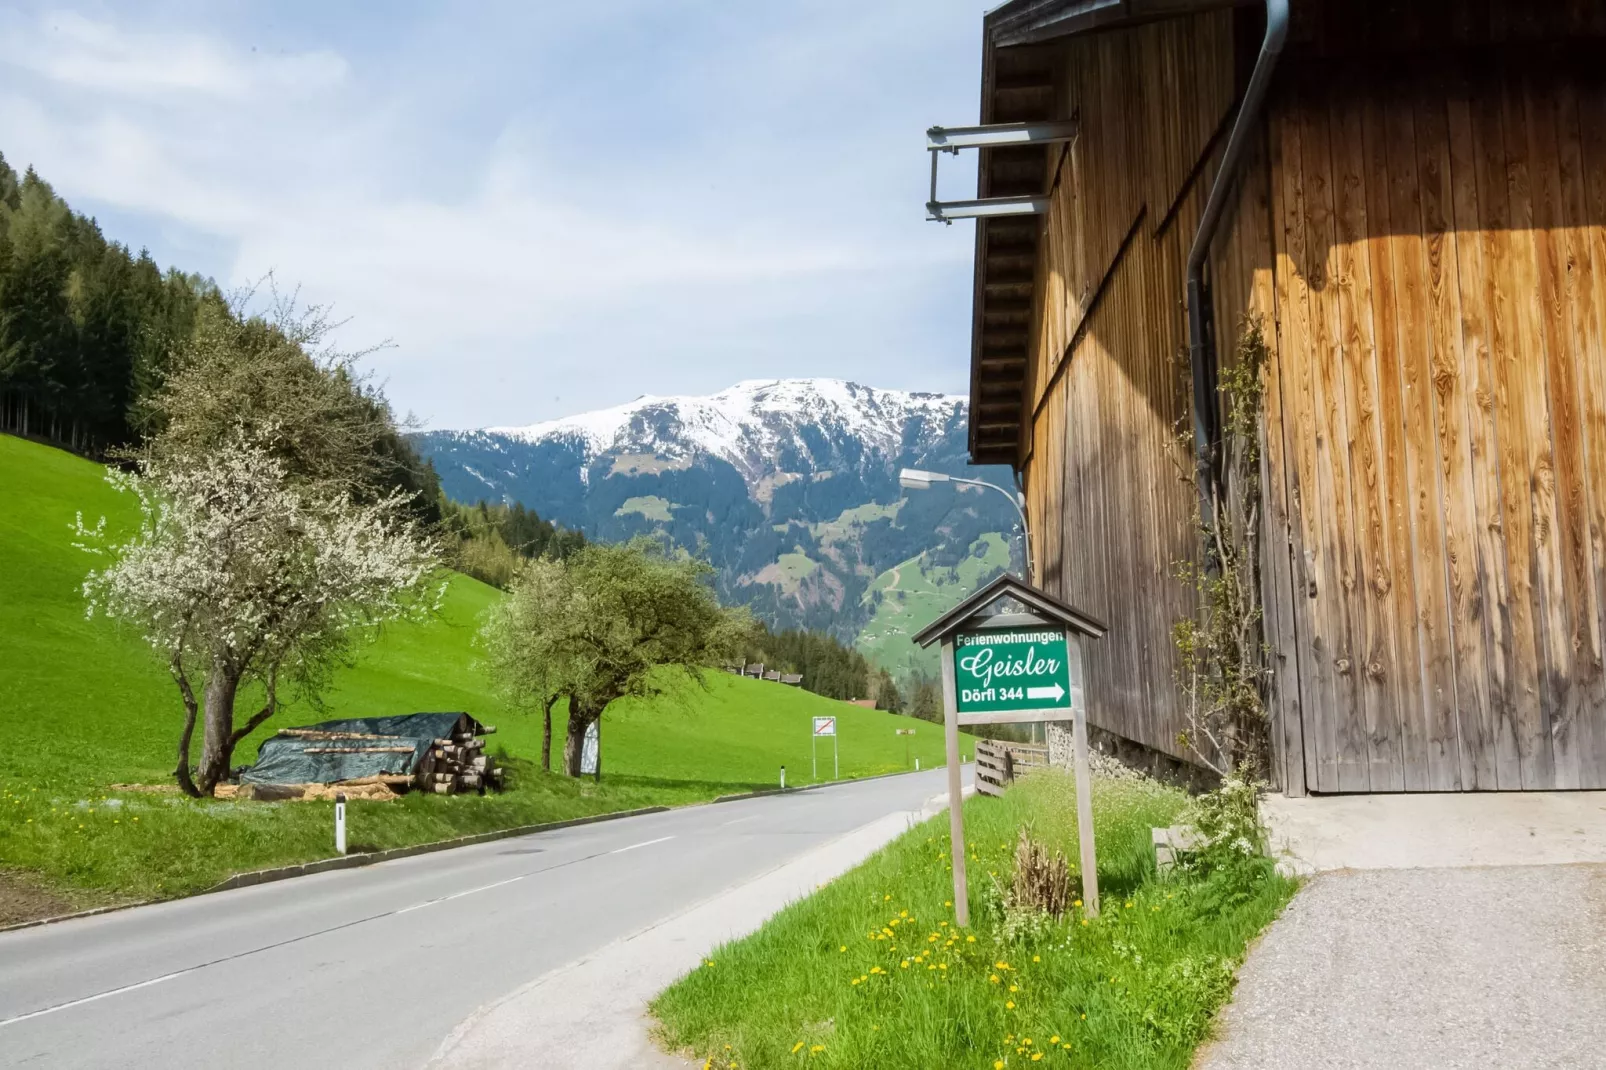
[974,740,1049,797]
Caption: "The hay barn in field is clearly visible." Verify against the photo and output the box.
[960,0,1606,793]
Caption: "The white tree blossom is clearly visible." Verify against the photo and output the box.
[81,434,442,796]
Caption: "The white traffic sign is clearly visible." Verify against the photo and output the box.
[812,716,838,780]
[1026,683,1066,702]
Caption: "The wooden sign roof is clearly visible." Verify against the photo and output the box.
[912,572,1108,647]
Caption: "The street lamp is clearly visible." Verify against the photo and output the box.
[898,468,1032,581]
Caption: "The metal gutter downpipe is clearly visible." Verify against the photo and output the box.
[1186,0,1289,518]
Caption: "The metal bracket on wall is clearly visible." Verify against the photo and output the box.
[925,120,1079,224]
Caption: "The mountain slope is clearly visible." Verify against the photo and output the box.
[415,379,1023,648]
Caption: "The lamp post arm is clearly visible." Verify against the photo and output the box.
[950,477,1033,581]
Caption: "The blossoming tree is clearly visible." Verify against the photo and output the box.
[82,436,440,796]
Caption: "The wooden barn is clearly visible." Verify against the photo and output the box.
[953,0,1606,793]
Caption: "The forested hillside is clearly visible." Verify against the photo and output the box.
[0,154,217,452]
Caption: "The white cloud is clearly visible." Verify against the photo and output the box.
[0,3,984,429]
[0,9,346,101]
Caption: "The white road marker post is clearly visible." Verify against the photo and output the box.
[780,765,786,790]
[335,792,347,856]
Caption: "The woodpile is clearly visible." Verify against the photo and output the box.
[244,714,505,797]
[419,726,504,795]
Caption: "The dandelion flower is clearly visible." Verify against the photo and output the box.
[811,1045,824,1053]
[839,946,847,953]
[1050,1036,1060,1044]
[1031,1054,1043,1062]
[994,1062,1005,1069]
[1006,1000,1016,1010]
[792,1042,805,1053]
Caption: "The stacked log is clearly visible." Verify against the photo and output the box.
[422,726,503,795]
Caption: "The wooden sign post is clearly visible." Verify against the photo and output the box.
[913,574,1108,927]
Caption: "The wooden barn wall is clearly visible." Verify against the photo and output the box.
[1266,1,1606,790]
[1021,10,1264,767]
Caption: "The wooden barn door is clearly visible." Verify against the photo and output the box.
[1266,60,1606,792]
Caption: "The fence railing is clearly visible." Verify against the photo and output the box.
[974,739,1049,797]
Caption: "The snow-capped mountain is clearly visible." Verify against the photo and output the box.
[480,379,967,488]
[413,378,1019,644]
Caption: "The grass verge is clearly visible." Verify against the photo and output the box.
[652,770,1295,1070]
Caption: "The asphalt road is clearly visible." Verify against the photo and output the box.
[0,767,961,1069]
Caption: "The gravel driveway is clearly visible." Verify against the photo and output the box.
[1195,865,1606,1070]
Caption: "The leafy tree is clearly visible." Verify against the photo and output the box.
[908,673,943,724]
[873,668,903,713]
[479,557,571,770]
[480,539,749,778]
[82,434,440,796]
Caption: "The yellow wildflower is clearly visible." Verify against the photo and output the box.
[792,1042,805,1053]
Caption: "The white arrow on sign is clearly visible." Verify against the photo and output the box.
[1026,683,1066,702]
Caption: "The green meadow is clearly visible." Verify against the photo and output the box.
[654,770,1294,1070]
[0,433,970,908]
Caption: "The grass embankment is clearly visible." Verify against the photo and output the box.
[0,433,971,912]
[653,771,1294,1070]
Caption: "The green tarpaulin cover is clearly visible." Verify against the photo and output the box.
[241,712,481,785]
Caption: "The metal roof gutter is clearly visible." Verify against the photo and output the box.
[1185,0,1288,519]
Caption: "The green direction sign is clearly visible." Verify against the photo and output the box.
[953,626,1073,714]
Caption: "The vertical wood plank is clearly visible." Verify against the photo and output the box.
[1416,82,1496,790]
[1299,84,1372,791]
[1330,78,1407,791]
[1361,88,1434,790]
[1273,96,1342,792]
[1571,76,1606,788]
[1495,68,1559,788]
[1553,75,1606,789]
[1446,67,1525,790]
[1527,72,1595,788]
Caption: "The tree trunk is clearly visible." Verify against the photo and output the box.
[541,694,558,772]
[195,665,241,795]
[593,716,602,783]
[170,659,203,798]
[563,697,609,777]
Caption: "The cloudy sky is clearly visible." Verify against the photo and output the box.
[0,1,988,428]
